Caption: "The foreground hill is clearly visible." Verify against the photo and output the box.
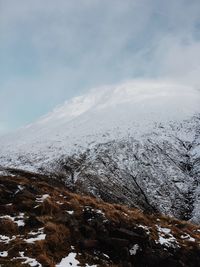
[0,169,200,267]
[0,81,200,222]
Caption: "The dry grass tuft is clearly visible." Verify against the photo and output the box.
[34,240,46,252]
[0,218,18,236]
[67,197,82,211]
[40,198,60,216]
[37,253,54,267]
[45,222,71,250]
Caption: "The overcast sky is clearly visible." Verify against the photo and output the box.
[0,0,200,134]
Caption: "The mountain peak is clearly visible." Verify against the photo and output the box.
[31,80,200,129]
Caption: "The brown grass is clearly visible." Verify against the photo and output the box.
[0,218,18,236]
[0,204,15,215]
[34,240,46,252]
[37,253,54,267]
[45,222,71,248]
[40,199,60,216]
[1,173,200,267]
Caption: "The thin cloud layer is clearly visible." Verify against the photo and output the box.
[0,0,200,133]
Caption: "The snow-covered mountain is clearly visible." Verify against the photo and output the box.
[0,80,200,223]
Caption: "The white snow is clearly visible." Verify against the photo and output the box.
[16,213,25,227]
[129,244,139,255]
[137,225,151,235]
[0,213,25,227]
[66,210,74,215]
[102,253,109,259]
[14,252,42,267]
[180,234,195,242]
[159,227,171,234]
[25,234,46,244]
[25,228,46,243]
[0,251,8,257]
[36,194,50,202]
[96,209,105,216]
[28,228,44,235]
[15,185,24,194]
[56,252,97,267]
[0,80,200,173]
[0,235,16,244]
[18,185,24,190]
[56,253,80,267]
[156,226,179,247]
[0,170,10,176]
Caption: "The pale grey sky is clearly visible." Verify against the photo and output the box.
[0,0,200,134]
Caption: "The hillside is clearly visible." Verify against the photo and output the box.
[0,81,200,223]
[0,169,200,267]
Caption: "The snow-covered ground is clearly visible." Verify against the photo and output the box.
[0,80,199,170]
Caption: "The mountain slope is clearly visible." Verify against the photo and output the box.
[0,170,200,267]
[50,114,200,223]
[0,80,200,223]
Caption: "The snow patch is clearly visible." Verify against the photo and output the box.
[0,251,8,257]
[56,252,98,267]
[0,235,16,244]
[66,210,74,215]
[36,194,50,202]
[25,228,46,243]
[56,253,80,267]
[25,234,46,244]
[181,234,195,242]
[14,185,24,194]
[156,226,179,248]
[14,252,42,267]
[129,244,139,255]
[137,224,151,235]
[0,213,25,227]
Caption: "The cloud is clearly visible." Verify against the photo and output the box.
[0,0,200,134]
[153,35,200,87]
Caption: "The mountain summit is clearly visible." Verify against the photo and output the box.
[0,80,200,223]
